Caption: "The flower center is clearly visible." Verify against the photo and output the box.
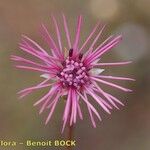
[57,49,90,90]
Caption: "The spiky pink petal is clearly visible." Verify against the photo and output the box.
[92,61,132,66]
[78,91,101,121]
[62,89,72,132]
[62,14,72,48]
[77,98,83,120]
[40,24,63,59]
[93,82,119,109]
[73,15,82,53]
[79,22,100,53]
[51,15,63,52]
[88,24,106,53]
[45,92,61,124]
[85,87,111,114]
[33,84,60,107]
[84,92,100,127]
[85,35,122,64]
[93,75,135,81]
[91,77,132,92]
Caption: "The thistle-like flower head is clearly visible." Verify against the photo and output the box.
[11,14,134,132]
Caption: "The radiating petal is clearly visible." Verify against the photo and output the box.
[91,77,132,92]
[79,22,100,53]
[45,92,61,124]
[78,91,102,120]
[51,15,63,52]
[62,13,72,48]
[92,61,132,67]
[73,15,82,53]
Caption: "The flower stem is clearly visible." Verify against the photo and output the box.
[67,124,74,150]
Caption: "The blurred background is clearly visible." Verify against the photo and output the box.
[0,0,150,150]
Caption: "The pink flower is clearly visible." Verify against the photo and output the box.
[11,15,134,132]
